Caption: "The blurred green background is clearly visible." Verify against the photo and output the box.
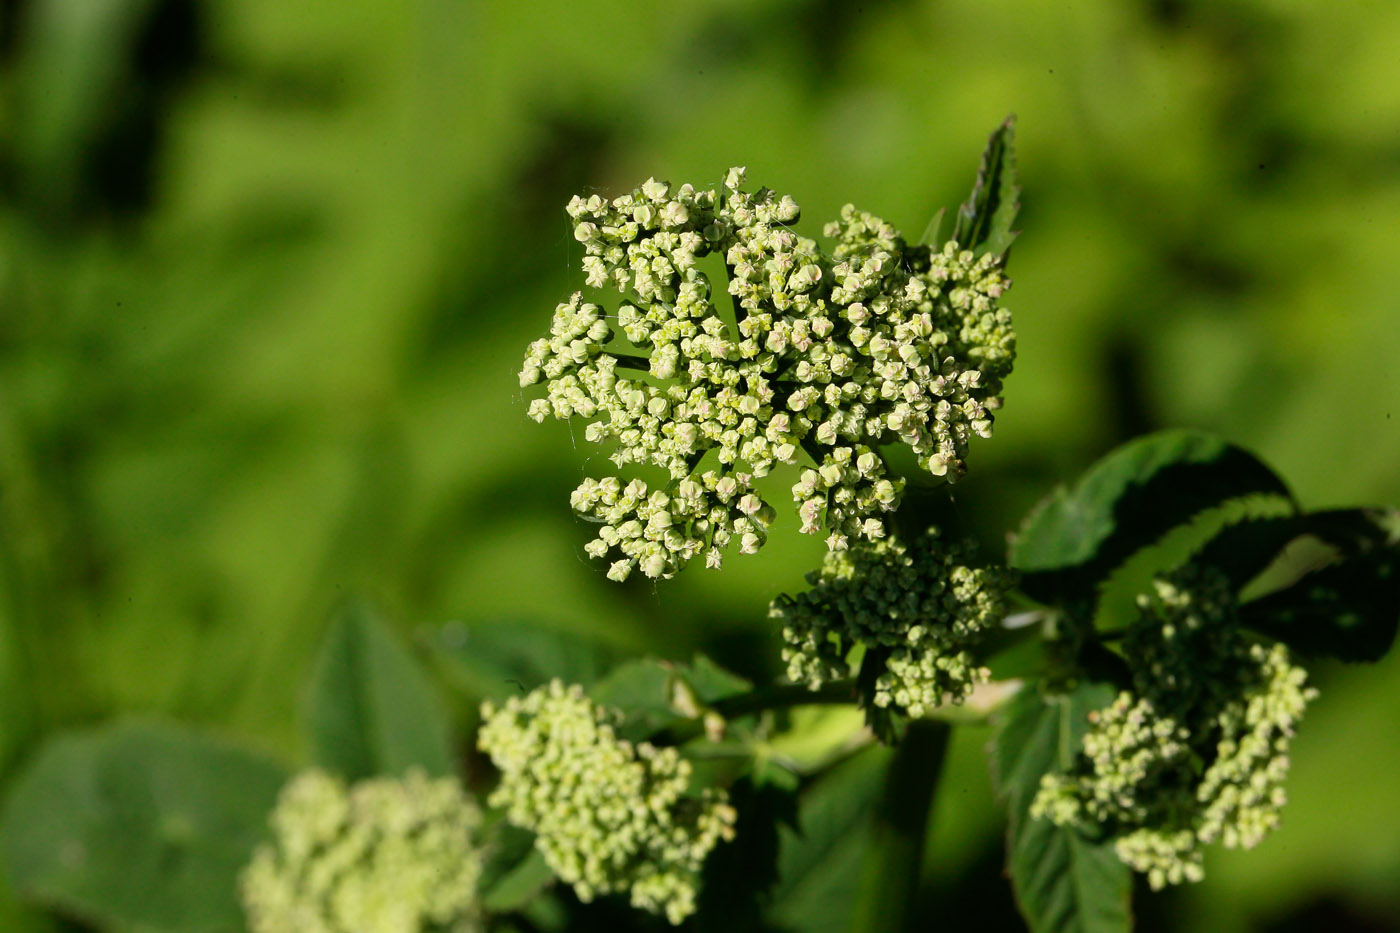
[1,0,1398,930]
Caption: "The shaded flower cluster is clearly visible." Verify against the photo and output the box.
[477,681,737,925]
[520,170,1015,581]
[770,528,1015,716]
[1032,566,1317,889]
[241,769,485,933]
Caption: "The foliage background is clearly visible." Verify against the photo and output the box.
[1,0,1398,930]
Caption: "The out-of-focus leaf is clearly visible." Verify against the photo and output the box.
[767,747,889,933]
[423,619,619,702]
[951,115,1021,258]
[590,658,679,740]
[303,599,454,781]
[918,206,946,247]
[0,719,287,933]
[1011,430,1294,606]
[483,848,554,914]
[1241,545,1400,663]
[990,683,1130,933]
[676,654,752,705]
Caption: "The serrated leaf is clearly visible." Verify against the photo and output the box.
[303,599,454,781]
[423,618,619,702]
[1010,430,1294,607]
[991,683,1131,933]
[1191,509,1389,592]
[1240,544,1400,662]
[951,115,1021,258]
[0,719,287,933]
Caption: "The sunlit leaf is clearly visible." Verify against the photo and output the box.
[1011,430,1294,606]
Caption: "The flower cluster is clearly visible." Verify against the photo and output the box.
[520,170,1015,581]
[241,770,485,933]
[477,681,737,925]
[770,528,1015,716]
[1032,566,1318,889]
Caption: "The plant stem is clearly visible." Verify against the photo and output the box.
[711,679,856,719]
[849,719,951,933]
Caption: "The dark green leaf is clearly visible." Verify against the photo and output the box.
[950,115,1021,258]
[0,719,287,933]
[303,599,454,781]
[1191,509,1389,591]
[696,778,795,931]
[850,722,949,933]
[1240,544,1400,662]
[991,684,1131,933]
[423,618,619,702]
[1010,430,1294,606]
[767,747,889,933]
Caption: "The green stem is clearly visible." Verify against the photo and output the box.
[849,720,951,933]
[711,679,856,719]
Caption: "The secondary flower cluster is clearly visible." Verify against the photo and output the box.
[241,770,485,933]
[520,169,1015,581]
[1031,566,1317,889]
[770,528,1015,716]
[477,680,737,925]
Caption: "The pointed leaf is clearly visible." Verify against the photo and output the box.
[918,206,946,247]
[303,600,454,781]
[0,720,287,933]
[951,115,1021,258]
[1010,430,1294,606]
[991,683,1131,933]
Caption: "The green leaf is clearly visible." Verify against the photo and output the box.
[1241,544,1400,662]
[991,683,1131,933]
[0,719,288,933]
[1191,509,1389,591]
[696,778,795,931]
[423,618,619,703]
[303,599,454,781]
[950,115,1021,258]
[482,848,554,914]
[1010,430,1294,607]
[590,658,681,741]
[676,653,752,705]
[767,747,889,933]
[918,206,946,247]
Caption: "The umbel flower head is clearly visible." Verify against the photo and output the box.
[241,769,485,933]
[1031,565,1318,889]
[770,527,1015,716]
[520,170,1015,581]
[477,680,736,925]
